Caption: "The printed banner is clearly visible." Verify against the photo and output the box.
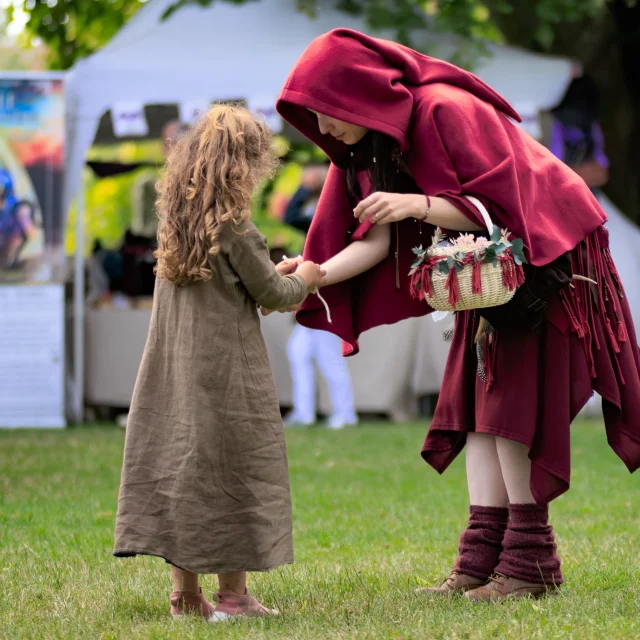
[0,284,65,428]
[0,75,65,283]
[0,75,66,427]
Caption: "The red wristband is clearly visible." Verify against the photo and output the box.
[424,195,431,221]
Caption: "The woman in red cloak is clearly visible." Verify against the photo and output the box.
[276,29,640,601]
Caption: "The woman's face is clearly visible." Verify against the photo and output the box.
[311,111,368,145]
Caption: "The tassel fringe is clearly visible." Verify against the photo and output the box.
[560,227,629,386]
[445,267,460,308]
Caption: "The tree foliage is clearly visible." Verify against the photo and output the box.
[7,0,640,222]
[6,0,619,70]
[6,0,147,69]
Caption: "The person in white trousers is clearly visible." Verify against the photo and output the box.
[282,164,358,429]
[285,324,358,429]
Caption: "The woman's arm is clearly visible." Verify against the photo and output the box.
[320,223,390,286]
[353,192,482,232]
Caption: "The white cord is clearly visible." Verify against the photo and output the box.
[285,255,332,324]
[312,287,332,324]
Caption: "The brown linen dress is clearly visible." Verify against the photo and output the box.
[114,221,307,574]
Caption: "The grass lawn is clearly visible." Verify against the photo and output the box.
[1,421,639,639]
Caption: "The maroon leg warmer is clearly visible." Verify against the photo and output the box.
[494,503,563,585]
[454,505,509,580]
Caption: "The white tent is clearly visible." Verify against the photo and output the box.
[64,0,578,421]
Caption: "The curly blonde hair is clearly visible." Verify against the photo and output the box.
[154,105,278,286]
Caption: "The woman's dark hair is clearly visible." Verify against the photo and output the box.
[346,131,402,204]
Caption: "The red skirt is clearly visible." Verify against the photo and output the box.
[422,226,640,503]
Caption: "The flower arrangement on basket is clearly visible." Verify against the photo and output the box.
[409,227,529,312]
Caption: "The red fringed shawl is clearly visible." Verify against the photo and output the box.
[277,28,607,356]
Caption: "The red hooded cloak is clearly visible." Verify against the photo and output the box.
[277,28,607,355]
[277,29,640,502]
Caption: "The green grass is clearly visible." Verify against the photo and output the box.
[1,422,639,639]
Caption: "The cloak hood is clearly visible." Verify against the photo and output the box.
[277,28,521,167]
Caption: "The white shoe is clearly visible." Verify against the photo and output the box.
[283,414,314,428]
[326,415,359,430]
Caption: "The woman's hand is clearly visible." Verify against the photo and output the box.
[296,261,327,290]
[353,192,427,225]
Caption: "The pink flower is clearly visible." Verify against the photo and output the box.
[475,237,492,249]
[453,233,477,249]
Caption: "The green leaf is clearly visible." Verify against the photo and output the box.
[514,255,523,266]
[455,261,464,273]
[511,238,524,253]
[491,227,502,243]
[447,256,455,270]
[437,261,450,276]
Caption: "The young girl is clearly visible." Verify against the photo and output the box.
[276,29,640,601]
[114,105,325,620]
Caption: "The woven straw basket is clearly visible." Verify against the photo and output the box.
[426,254,518,312]
[409,196,525,313]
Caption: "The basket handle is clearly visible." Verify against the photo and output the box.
[464,195,494,235]
[430,196,494,326]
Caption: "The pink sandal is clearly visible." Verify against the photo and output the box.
[170,588,216,618]
[208,589,279,622]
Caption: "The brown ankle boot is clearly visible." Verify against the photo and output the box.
[464,573,559,602]
[416,571,487,596]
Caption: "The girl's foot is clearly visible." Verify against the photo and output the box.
[170,588,216,618]
[416,571,487,596]
[209,589,279,621]
[464,573,559,602]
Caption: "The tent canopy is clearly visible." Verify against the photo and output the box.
[65,0,577,212]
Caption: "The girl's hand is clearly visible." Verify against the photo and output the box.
[353,192,427,225]
[275,256,303,276]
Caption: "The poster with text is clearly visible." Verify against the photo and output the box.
[0,75,64,283]
[0,284,65,427]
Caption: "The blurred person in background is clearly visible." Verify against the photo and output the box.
[162,120,191,157]
[283,163,358,429]
[546,75,609,192]
[0,199,37,270]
